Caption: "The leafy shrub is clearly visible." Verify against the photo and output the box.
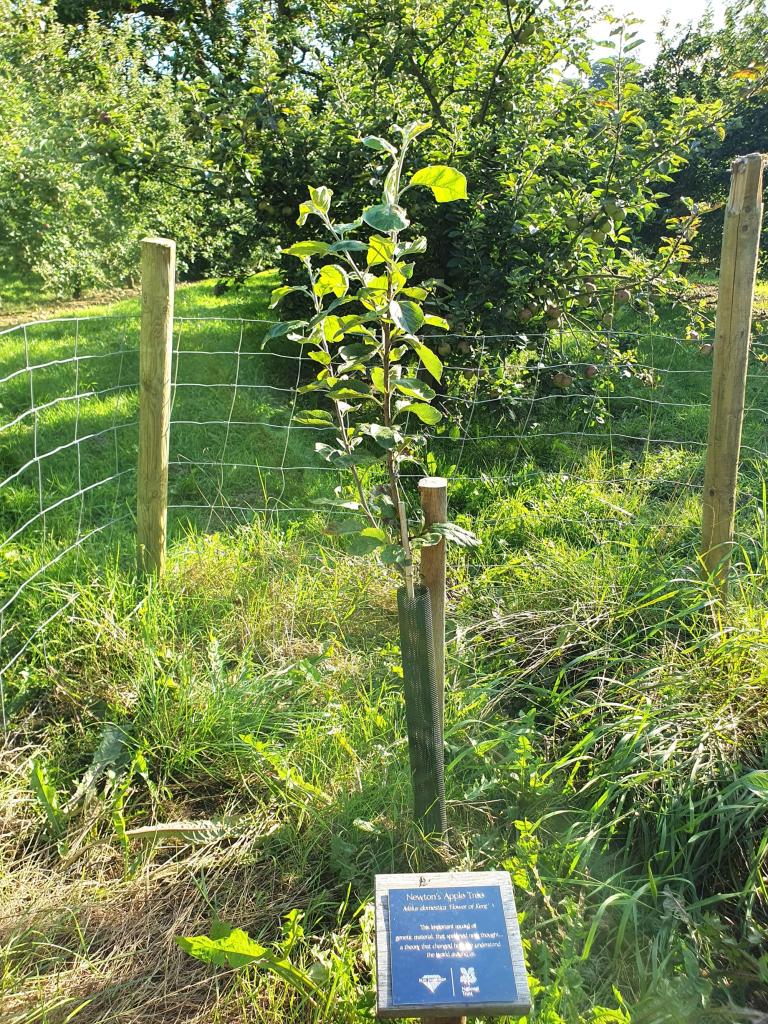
[0,1,209,295]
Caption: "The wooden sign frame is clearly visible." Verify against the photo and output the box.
[374,870,531,1019]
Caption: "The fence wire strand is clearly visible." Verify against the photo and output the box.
[2,311,768,729]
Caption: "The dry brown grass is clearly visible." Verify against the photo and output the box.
[0,529,397,1024]
[0,813,324,1024]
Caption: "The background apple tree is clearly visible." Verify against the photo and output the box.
[3,0,763,337]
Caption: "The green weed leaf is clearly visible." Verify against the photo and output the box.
[30,758,67,837]
[737,770,768,797]
[396,237,428,258]
[339,342,377,362]
[176,926,267,968]
[64,722,132,814]
[308,349,331,366]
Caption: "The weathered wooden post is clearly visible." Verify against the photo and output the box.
[137,237,175,576]
[416,478,463,1024]
[701,153,764,594]
[419,477,447,733]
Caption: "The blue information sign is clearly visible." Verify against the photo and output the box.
[387,884,517,1007]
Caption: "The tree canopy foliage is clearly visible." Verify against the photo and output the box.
[646,0,768,260]
[1,0,765,322]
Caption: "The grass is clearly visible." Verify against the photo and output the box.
[1,274,768,1023]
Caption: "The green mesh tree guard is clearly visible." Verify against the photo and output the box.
[397,583,447,835]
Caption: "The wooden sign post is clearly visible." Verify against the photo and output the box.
[375,871,531,1020]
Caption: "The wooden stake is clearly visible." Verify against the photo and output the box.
[701,154,764,594]
[137,237,175,576]
[398,499,415,599]
[419,477,447,733]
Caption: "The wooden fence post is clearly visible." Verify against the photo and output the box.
[137,237,175,576]
[701,153,764,594]
[419,476,447,735]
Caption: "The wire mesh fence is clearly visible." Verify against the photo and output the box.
[2,307,768,726]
